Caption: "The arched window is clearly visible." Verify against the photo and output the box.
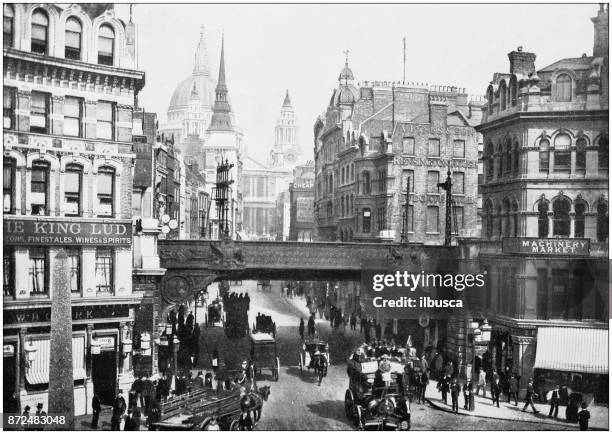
[574,200,586,238]
[553,198,570,236]
[497,144,504,176]
[510,76,518,107]
[499,81,507,111]
[341,167,345,185]
[64,164,83,216]
[496,205,503,238]
[538,199,549,237]
[512,201,519,237]
[65,17,82,60]
[362,171,371,195]
[512,142,520,175]
[341,196,345,217]
[503,198,512,237]
[539,138,550,173]
[575,137,587,171]
[4,4,14,48]
[504,142,512,175]
[554,133,571,172]
[485,201,493,239]
[98,24,115,66]
[555,74,572,102]
[597,200,608,242]
[486,143,494,180]
[3,157,16,214]
[31,9,49,54]
[362,208,371,233]
[598,134,608,171]
[487,87,494,114]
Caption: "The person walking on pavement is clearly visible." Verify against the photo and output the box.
[548,389,560,418]
[577,402,590,431]
[142,377,154,414]
[522,378,540,413]
[91,393,102,429]
[462,381,470,410]
[420,370,429,405]
[34,403,47,430]
[508,374,519,406]
[307,315,316,338]
[476,369,487,397]
[450,377,460,413]
[491,378,501,408]
[298,318,305,340]
[111,390,127,431]
[438,375,450,405]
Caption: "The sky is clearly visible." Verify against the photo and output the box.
[115,3,600,163]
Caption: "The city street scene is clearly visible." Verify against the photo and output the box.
[2,2,609,431]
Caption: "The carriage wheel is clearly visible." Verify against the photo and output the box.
[344,390,353,419]
[229,418,241,431]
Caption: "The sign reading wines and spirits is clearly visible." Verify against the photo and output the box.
[3,219,132,246]
[502,238,590,256]
[296,197,314,223]
[3,304,131,325]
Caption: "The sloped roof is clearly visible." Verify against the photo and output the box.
[539,56,596,73]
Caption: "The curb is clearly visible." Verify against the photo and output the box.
[424,398,599,429]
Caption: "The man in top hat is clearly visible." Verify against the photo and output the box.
[33,403,47,430]
[521,378,540,414]
[111,390,127,431]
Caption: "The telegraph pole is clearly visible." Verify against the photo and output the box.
[437,163,453,247]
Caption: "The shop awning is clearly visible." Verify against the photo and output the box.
[534,327,608,375]
[25,336,87,385]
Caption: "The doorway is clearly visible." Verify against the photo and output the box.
[92,351,117,405]
[3,352,17,412]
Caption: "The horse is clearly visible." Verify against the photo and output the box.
[312,354,328,386]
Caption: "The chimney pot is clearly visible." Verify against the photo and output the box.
[517,46,523,52]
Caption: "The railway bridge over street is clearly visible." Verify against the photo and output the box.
[157,239,458,307]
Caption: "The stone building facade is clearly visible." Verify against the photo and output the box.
[313,59,484,244]
[289,162,315,241]
[458,5,609,399]
[3,3,145,414]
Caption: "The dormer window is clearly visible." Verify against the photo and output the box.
[555,74,572,102]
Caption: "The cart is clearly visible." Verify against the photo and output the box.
[205,298,224,328]
[250,332,280,382]
[344,357,411,430]
[150,384,271,430]
[299,340,329,385]
[253,313,276,338]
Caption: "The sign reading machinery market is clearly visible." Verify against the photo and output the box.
[502,237,590,256]
[3,219,132,246]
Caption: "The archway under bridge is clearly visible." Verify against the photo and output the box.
[157,239,459,306]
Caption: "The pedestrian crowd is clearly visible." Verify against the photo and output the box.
[162,304,201,369]
[222,292,250,338]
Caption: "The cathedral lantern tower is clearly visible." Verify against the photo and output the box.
[270,90,302,169]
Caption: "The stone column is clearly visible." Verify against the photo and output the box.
[569,212,576,238]
[118,322,125,375]
[48,249,75,429]
[547,211,554,237]
[18,328,26,400]
[85,324,94,415]
[512,335,536,393]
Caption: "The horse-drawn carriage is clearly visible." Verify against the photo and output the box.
[250,332,280,382]
[345,357,411,430]
[253,313,276,338]
[205,298,224,328]
[256,280,272,292]
[298,340,329,385]
[150,384,271,430]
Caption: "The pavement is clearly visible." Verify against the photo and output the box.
[424,383,609,430]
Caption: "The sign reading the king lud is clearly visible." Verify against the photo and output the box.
[3,218,132,246]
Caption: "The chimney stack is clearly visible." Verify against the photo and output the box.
[508,46,537,76]
[592,4,609,58]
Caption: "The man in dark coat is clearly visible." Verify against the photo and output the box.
[548,388,560,418]
[450,377,460,413]
[521,378,539,413]
[577,402,590,431]
[142,377,155,414]
[350,312,357,331]
[438,375,450,405]
[186,311,194,328]
[307,315,316,338]
[132,376,145,408]
[148,400,161,431]
[91,393,101,429]
[420,370,429,404]
[508,374,519,406]
[194,371,205,389]
[298,318,305,340]
[491,378,501,408]
[111,391,127,431]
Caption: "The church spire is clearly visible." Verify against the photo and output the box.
[208,33,233,131]
[193,25,210,76]
[282,89,292,108]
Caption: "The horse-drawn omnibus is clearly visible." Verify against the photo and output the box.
[253,313,276,338]
[149,384,271,430]
[250,332,280,382]
[344,356,411,430]
[204,298,224,328]
[298,340,329,385]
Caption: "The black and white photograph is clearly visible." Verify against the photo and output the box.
[1,1,609,431]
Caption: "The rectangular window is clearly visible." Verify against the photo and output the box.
[452,172,465,194]
[406,205,414,232]
[554,151,571,172]
[402,137,415,155]
[428,138,440,157]
[30,92,49,134]
[3,86,15,129]
[362,209,371,233]
[96,101,114,140]
[377,207,386,231]
[402,170,414,193]
[97,168,114,217]
[427,171,439,194]
[28,248,47,296]
[3,247,14,297]
[453,206,464,234]
[95,249,113,293]
[378,170,386,193]
[67,248,80,294]
[31,162,49,215]
[31,22,47,54]
[63,96,82,137]
[453,140,465,158]
[4,158,15,214]
[64,165,82,216]
[427,206,439,233]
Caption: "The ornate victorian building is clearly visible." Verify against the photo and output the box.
[3,4,145,414]
[460,5,609,399]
